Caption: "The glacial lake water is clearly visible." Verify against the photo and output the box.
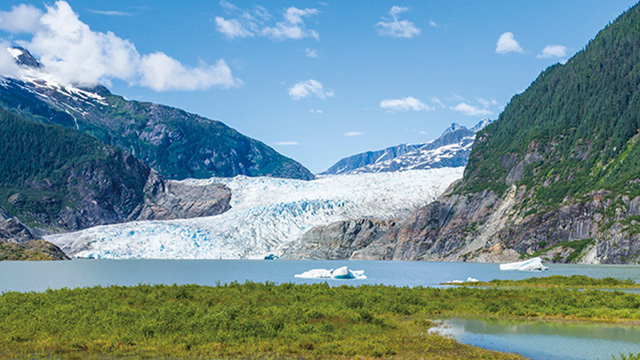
[1,259,639,359]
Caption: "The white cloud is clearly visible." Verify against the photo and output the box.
[288,79,334,100]
[380,96,433,112]
[450,102,492,117]
[0,4,43,33]
[477,98,498,108]
[537,44,568,59]
[0,1,240,91]
[215,16,253,39]
[262,7,319,40]
[429,19,437,27]
[310,108,323,114]
[305,48,318,58]
[0,45,20,76]
[430,96,445,108]
[344,131,363,137]
[496,32,524,54]
[274,141,300,146]
[140,53,240,91]
[216,3,319,41]
[376,6,420,38]
[87,9,133,16]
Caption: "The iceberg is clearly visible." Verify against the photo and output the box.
[294,266,366,280]
[445,277,480,284]
[500,257,548,271]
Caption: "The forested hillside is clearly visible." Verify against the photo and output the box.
[351,3,640,264]
[0,107,150,230]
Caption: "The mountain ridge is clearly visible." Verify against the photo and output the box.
[0,47,314,181]
[322,119,490,175]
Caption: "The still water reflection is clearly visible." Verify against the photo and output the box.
[433,318,640,360]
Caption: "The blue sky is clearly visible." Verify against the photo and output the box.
[0,1,637,173]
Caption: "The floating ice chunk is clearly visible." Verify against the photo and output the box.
[294,266,366,280]
[500,257,548,271]
[445,277,479,284]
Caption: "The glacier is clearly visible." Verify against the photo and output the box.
[46,168,463,259]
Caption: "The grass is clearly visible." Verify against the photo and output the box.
[1,282,640,359]
[446,275,640,290]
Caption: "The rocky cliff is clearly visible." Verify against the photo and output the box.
[136,171,231,221]
[282,219,396,260]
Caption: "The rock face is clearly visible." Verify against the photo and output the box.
[347,5,640,264]
[0,207,34,242]
[1,206,68,261]
[322,120,490,175]
[282,219,396,260]
[0,108,231,233]
[0,49,313,181]
[136,171,231,221]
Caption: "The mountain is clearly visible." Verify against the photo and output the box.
[322,120,490,175]
[350,4,640,264]
[0,107,231,233]
[0,47,313,181]
[46,168,463,259]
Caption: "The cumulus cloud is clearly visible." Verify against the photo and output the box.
[273,141,300,146]
[429,19,438,27]
[216,2,319,41]
[380,96,433,112]
[537,44,568,59]
[496,32,524,54]
[0,45,20,76]
[288,79,334,100]
[376,6,421,38]
[344,131,363,137]
[305,48,318,58]
[310,108,323,114]
[0,4,43,33]
[215,16,254,39]
[0,1,240,91]
[262,7,319,40]
[450,103,492,117]
[140,54,240,91]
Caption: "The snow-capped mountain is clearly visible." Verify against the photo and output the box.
[322,120,491,175]
[0,47,314,180]
[45,168,463,259]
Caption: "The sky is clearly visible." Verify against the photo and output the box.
[0,1,637,173]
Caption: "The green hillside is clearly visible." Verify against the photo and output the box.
[0,107,149,230]
[462,4,640,206]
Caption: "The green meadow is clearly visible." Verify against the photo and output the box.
[1,280,640,359]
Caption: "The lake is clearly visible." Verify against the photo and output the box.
[1,259,639,360]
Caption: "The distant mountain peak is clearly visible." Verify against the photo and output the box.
[8,47,42,68]
[441,122,465,136]
[322,119,493,175]
[470,118,492,132]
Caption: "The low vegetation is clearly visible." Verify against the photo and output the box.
[0,239,68,261]
[448,275,640,289]
[1,281,640,359]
